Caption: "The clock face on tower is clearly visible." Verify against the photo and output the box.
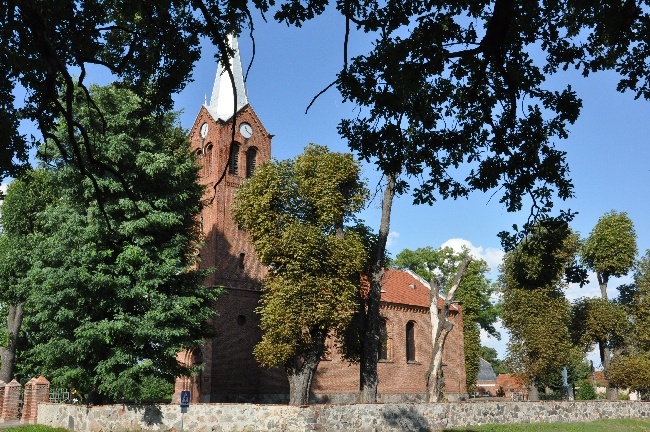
[200,122,209,138]
[239,122,253,139]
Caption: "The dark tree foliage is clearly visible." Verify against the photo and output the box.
[0,169,60,383]
[14,84,217,401]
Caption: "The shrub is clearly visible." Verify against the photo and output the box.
[575,379,596,400]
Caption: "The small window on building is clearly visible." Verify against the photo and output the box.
[239,253,245,270]
[204,144,213,174]
[192,348,203,365]
[246,148,257,178]
[229,143,240,175]
[236,315,246,326]
[379,318,389,361]
[406,321,416,362]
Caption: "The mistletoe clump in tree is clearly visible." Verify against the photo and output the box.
[232,145,368,405]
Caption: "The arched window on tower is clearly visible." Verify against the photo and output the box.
[204,144,213,175]
[406,321,416,362]
[379,318,389,361]
[229,142,240,175]
[246,147,257,178]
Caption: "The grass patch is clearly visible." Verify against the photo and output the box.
[444,418,650,431]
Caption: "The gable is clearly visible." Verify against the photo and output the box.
[380,269,459,311]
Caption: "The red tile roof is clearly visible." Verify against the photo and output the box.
[593,370,608,387]
[380,269,458,310]
[496,374,528,393]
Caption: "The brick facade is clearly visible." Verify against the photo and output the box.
[180,83,467,402]
[311,270,467,402]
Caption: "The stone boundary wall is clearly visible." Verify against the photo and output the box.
[37,400,650,431]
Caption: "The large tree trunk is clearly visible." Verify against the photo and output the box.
[285,328,327,405]
[426,321,452,402]
[0,303,24,383]
[426,256,471,402]
[597,272,618,401]
[359,172,397,403]
[601,341,618,401]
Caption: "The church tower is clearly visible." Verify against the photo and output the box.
[185,36,287,402]
[189,35,270,290]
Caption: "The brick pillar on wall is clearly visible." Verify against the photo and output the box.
[21,376,49,424]
[20,378,36,423]
[0,379,22,422]
[0,381,5,414]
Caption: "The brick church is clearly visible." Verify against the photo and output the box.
[175,36,467,403]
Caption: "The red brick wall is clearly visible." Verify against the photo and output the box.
[21,375,50,424]
[312,303,467,400]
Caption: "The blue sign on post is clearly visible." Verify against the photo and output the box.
[180,390,191,408]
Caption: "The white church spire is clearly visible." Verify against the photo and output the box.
[206,35,248,122]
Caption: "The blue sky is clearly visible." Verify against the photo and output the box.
[13,9,650,365]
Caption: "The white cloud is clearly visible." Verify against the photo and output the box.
[386,231,399,247]
[0,182,7,205]
[440,238,504,274]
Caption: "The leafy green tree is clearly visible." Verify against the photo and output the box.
[579,211,637,400]
[392,246,499,390]
[606,251,650,398]
[15,84,217,401]
[608,353,650,397]
[500,223,580,400]
[629,251,650,351]
[581,212,637,299]
[334,0,582,399]
[0,169,60,382]
[570,297,630,368]
[232,145,368,405]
